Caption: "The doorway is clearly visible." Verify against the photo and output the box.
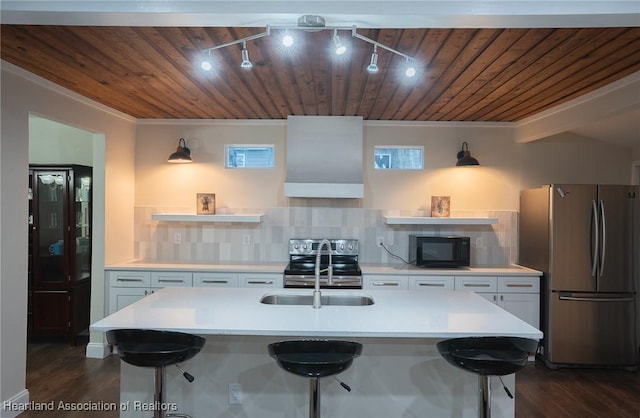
[28,115,106,354]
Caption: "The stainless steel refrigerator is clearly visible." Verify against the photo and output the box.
[519,184,638,369]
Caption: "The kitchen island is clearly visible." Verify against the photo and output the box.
[91,287,542,418]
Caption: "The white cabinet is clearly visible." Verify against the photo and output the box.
[238,273,283,288]
[108,271,152,314]
[409,275,454,290]
[363,275,408,289]
[455,275,540,328]
[107,269,284,312]
[108,271,193,314]
[193,272,239,287]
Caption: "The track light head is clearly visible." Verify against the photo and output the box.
[405,59,417,77]
[282,33,294,47]
[240,42,253,68]
[367,46,379,73]
[333,30,346,55]
[200,59,212,71]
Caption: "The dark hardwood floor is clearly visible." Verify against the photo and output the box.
[19,343,640,417]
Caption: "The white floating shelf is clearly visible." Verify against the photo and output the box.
[151,213,264,223]
[384,216,498,225]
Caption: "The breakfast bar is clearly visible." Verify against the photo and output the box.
[91,286,542,418]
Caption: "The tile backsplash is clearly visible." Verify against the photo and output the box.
[134,206,518,266]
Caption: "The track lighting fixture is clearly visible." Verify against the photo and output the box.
[367,45,379,73]
[199,15,418,77]
[240,42,252,68]
[456,142,480,166]
[168,138,192,164]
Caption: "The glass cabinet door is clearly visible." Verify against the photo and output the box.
[35,170,67,284]
[74,174,92,281]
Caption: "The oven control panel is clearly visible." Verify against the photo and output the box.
[289,239,359,256]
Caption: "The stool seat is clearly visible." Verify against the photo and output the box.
[269,340,362,378]
[107,329,205,368]
[436,336,538,376]
[437,337,538,418]
[106,329,206,418]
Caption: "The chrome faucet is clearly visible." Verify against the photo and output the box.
[313,239,333,309]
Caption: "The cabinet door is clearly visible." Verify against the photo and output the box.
[32,290,69,335]
[151,271,193,287]
[194,272,239,287]
[498,293,540,329]
[239,273,283,288]
[109,287,149,314]
[33,170,69,286]
[72,167,92,283]
[409,276,454,290]
[363,275,408,290]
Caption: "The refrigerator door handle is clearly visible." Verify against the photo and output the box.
[591,200,599,277]
[559,295,634,302]
[599,199,606,277]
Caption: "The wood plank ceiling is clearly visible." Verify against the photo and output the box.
[1,25,639,121]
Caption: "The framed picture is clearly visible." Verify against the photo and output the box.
[431,196,450,218]
[196,193,216,215]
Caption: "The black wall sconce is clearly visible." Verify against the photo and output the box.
[168,138,192,163]
[456,142,479,166]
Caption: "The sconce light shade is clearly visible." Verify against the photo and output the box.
[456,141,479,166]
[168,138,192,163]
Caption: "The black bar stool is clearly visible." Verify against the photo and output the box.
[107,329,206,418]
[437,336,538,418]
[268,339,362,418]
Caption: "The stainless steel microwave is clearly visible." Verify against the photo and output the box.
[409,235,470,268]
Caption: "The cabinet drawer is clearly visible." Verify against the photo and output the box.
[454,276,497,292]
[498,276,540,293]
[194,272,239,287]
[409,276,454,290]
[151,271,193,287]
[239,273,282,288]
[363,275,408,289]
[108,271,151,287]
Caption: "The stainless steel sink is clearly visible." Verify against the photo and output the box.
[260,294,374,306]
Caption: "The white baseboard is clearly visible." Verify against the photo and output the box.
[85,342,111,359]
[1,389,29,418]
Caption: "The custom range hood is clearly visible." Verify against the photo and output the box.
[285,116,364,198]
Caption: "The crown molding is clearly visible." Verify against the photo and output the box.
[514,71,640,143]
[1,60,137,124]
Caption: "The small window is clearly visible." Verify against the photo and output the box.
[225,145,274,168]
[374,146,423,170]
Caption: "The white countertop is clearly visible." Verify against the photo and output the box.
[360,263,541,276]
[106,259,541,276]
[106,260,285,273]
[91,287,543,339]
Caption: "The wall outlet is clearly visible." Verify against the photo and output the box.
[376,237,384,247]
[242,234,251,245]
[174,232,182,244]
[229,383,242,405]
[475,237,484,248]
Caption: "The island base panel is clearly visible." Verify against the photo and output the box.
[118,336,515,418]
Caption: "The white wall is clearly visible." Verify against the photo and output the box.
[29,116,94,165]
[0,63,137,412]
[135,121,633,212]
